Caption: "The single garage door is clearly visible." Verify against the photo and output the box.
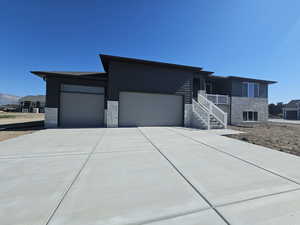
[286,110,298,120]
[119,92,183,127]
[60,84,104,128]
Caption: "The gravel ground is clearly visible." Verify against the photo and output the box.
[228,122,300,157]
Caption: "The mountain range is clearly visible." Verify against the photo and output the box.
[0,93,20,105]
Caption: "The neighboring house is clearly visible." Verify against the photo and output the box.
[31,54,276,129]
[282,100,300,120]
[19,95,46,113]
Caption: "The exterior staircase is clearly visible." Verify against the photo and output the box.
[209,115,224,129]
[191,94,228,130]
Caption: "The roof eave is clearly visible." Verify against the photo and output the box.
[99,54,203,72]
[30,71,108,80]
[228,76,277,84]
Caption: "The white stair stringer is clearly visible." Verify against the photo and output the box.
[192,97,227,130]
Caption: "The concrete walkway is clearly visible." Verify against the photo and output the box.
[1,127,300,225]
[269,118,300,125]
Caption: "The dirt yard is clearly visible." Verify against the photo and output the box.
[0,112,44,125]
[228,122,300,157]
[0,127,43,142]
[0,112,44,142]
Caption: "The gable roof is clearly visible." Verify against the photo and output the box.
[285,100,300,108]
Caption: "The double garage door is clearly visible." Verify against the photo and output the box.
[60,84,104,128]
[119,92,183,127]
[59,85,183,127]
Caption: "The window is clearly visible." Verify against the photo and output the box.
[254,111,258,121]
[242,82,259,97]
[243,112,247,121]
[248,111,253,120]
[243,111,258,121]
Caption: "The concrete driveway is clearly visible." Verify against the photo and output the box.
[1,127,300,225]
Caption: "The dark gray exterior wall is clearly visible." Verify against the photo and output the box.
[207,78,231,95]
[193,77,206,98]
[107,61,195,104]
[45,78,60,108]
[45,76,107,109]
[231,79,268,98]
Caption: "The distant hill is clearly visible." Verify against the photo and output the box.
[0,93,20,105]
[19,95,45,103]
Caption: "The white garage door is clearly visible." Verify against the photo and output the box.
[60,85,104,128]
[119,92,183,127]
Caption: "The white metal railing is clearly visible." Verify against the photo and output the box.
[197,95,227,129]
[192,99,210,129]
[206,94,229,105]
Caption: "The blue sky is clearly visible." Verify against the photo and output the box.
[1,0,300,103]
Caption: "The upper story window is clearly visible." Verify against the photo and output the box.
[242,82,259,97]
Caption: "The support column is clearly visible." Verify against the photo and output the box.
[44,107,58,128]
[184,104,192,127]
[197,90,206,101]
[103,109,107,127]
[107,101,119,128]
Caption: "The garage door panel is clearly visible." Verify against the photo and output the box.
[60,92,104,128]
[286,111,298,120]
[119,92,183,127]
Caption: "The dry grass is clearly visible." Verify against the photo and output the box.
[228,122,300,156]
[0,112,44,125]
[0,128,42,142]
[0,112,44,142]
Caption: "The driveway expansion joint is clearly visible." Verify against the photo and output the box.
[169,127,300,186]
[137,207,211,225]
[138,127,231,225]
[215,186,300,209]
[44,129,108,225]
[0,152,89,160]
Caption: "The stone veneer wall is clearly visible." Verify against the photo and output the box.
[231,97,268,125]
[184,104,192,127]
[107,101,118,128]
[44,107,58,128]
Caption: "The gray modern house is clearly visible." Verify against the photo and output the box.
[31,54,276,129]
[283,100,300,120]
[19,95,45,113]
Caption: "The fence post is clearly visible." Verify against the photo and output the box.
[224,113,228,129]
[208,103,212,130]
